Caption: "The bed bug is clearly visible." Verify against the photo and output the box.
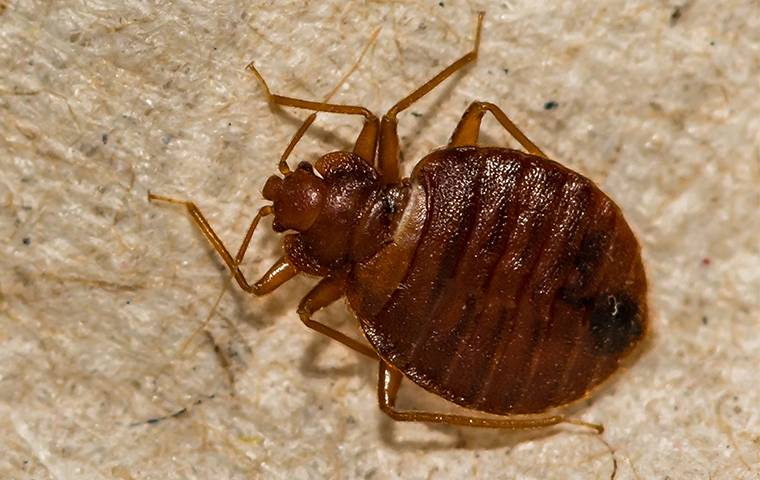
[149,12,647,433]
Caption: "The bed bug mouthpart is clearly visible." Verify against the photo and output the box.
[149,12,647,434]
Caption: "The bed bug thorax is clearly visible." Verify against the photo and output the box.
[261,154,408,275]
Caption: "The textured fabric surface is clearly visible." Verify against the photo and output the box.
[1,1,759,479]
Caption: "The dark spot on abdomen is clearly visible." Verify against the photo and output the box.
[576,231,609,276]
[557,230,611,307]
[589,293,642,354]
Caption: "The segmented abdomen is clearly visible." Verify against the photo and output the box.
[348,146,647,415]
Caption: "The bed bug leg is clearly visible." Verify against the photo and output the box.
[297,274,378,359]
[253,255,299,294]
[265,26,382,174]
[252,81,379,168]
[448,101,547,157]
[147,193,298,294]
[246,63,379,167]
[351,113,380,166]
[377,12,484,183]
[277,113,317,175]
[377,361,603,433]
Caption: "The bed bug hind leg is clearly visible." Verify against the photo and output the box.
[448,101,547,157]
[377,12,484,184]
[297,274,378,359]
[377,361,603,433]
[148,193,298,294]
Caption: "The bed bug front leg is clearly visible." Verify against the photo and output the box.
[255,25,381,175]
[297,273,378,359]
[246,63,380,167]
[147,194,298,294]
[448,101,547,157]
[377,361,603,433]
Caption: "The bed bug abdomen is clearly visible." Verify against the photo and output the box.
[348,146,647,415]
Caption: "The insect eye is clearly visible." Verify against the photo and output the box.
[296,161,314,173]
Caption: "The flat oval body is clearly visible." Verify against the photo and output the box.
[346,146,647,415]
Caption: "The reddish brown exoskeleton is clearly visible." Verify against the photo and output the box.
[150,13,647,433]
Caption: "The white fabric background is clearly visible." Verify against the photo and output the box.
[1,1,759,479]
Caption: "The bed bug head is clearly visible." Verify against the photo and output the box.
[261,151,401,276]
[262,161,326,233]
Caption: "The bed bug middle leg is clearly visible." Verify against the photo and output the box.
[297,273,378,359]
[448,101,547,157]
[376,12,484,184]
[377,361,603,433]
